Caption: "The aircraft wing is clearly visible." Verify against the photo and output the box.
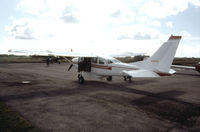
[171,65,195,70]
[8,49,54,56]
[109,52,145,57]
[8,49,97,57]
[121,70,160,78]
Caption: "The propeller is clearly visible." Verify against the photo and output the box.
[68,64,73,71]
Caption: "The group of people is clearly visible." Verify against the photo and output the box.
[46,56,61,66]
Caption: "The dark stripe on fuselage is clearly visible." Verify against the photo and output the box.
[92,64,112,70]
[72,62,112,70]
[156,72,172,76]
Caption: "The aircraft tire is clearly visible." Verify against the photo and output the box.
[127,76,131,81]
[79,76,84,84]
[78,74,81,78]
[107,76,112,81]
[123,76,127,81]
[124,76,131,81]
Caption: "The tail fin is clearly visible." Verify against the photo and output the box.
[132,35,182,73]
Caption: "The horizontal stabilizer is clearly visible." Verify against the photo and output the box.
[171,65,195,70]
[122,70,160,78]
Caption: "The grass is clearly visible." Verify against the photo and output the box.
[0,100,38,132]
[0,55,68,63]
[173,57,200,66]
[0,55,46,63]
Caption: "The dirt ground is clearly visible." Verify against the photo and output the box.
[0,63,200,132]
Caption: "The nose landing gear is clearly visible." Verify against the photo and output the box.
[123,76,132,81]
[78,74,84,84]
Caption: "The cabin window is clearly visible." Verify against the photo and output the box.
[99,58,105,64]
[92,57,97,63]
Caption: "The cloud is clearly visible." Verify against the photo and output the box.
[6,22,36,40]
[139,0,200,19]
[190,0,200,7]
[117,34,132,40]
[61,7,79,23]
[109,9,136,24]
[115,24,161,40]
[151,20,161,27]
[117,32,159,40]
[2,0,199,57]
[14,28,36,40]
[133,33,157,40]
[5,18,58,40]
[180,31,192,38]
[166,21,173,28]
[177,42,200,57]
[17,0,75,19]
[110,10,121,18]
[17,0,48,16]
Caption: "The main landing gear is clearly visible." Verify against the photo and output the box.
[106,76,112,81]
[78,74,84,84]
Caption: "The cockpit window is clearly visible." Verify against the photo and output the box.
[107,58,120,64]
[112,59,120,63]
[108,60,113,64]
[99,58,105,64]
[92,57,97,63]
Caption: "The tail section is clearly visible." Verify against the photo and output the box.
[132,35,182,73]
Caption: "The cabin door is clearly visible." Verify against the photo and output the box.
[78,57,91,72]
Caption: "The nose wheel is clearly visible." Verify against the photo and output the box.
[123,76,131,81]
[78,74,84,84]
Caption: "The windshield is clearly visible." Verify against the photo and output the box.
[108,58,120,64]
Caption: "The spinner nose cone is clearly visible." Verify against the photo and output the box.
[72,58,78,63]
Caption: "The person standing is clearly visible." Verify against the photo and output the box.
[46,56,50,66]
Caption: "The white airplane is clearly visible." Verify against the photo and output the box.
[64,35,182,84]
[8,35,182,84]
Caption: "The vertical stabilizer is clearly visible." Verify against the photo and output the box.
[132,35,182,73]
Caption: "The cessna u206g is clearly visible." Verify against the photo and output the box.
[66,35,182,84]
[9,35,182,84]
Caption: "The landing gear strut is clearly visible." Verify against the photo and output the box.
[106,76,112,81]
[78,74,84,84]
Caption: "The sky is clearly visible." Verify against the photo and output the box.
[0,0,200,57]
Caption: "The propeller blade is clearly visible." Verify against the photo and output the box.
[68,64,73,71]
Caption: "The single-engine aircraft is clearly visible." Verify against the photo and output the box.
[9,35,182,84]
